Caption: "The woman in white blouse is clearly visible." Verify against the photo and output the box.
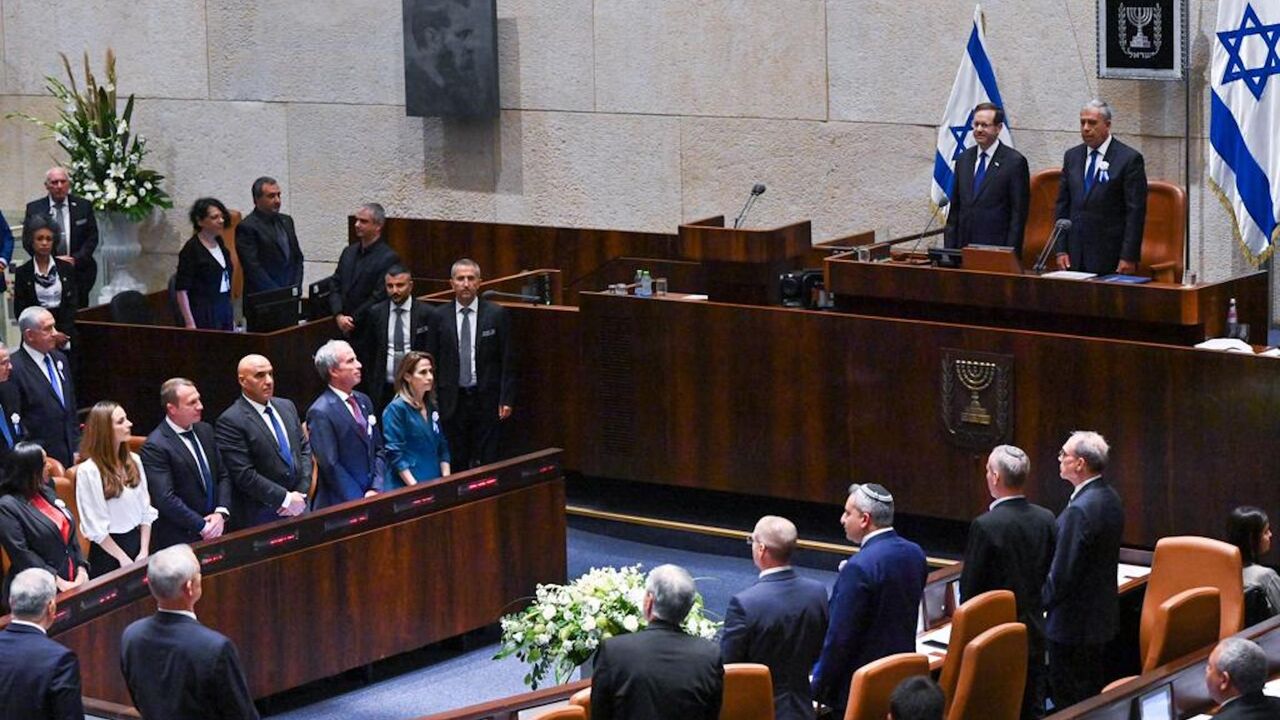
[75,401,157,578]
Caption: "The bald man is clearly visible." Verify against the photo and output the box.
[23,167,98,307]
[214,354,311,529]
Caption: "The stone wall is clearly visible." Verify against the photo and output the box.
[0,0,1265,308]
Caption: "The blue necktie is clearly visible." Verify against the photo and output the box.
[181,430,216,513]
[0,410,13,448]
[973,152,989,195]
[264,406,293,470]
[1084,149,1099,194]
[43,356,65,407]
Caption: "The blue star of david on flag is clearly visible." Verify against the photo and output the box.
[1217,4,1280,101]
[1210,1,1280,265]
[931,5,1013,211]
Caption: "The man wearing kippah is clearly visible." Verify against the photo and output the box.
[811,483,929,717]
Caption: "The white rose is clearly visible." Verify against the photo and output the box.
[622,616,639,633]
[541,605,557,620]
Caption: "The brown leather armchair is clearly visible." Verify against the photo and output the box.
[1141,537,1243,664]
[1143,586,1221,671]
[533,707,586,720]
[1022,169,1186,281]
[720,663,774,720]
[568,687,591,720]
[843,652,931,720]
[945,622,1028,720]
[938,589,1016,711]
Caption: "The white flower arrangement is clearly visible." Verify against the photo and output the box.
[8,50,172,221]
[494,564,721,689]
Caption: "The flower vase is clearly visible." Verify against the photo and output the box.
[95,211,146,305]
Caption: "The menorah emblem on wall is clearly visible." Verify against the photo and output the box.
[1127,6,1155,49]
[955,360,996,426]
[941,349,1013,449]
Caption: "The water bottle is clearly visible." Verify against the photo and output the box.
[1228,298,1238,328]
[638,270,653,297]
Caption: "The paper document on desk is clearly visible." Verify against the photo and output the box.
[1040,270,1098,280]
[1195,338,1255,353]
[916,624,951,651]
[1117,563,1150,586]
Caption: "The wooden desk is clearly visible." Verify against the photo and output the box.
[824,257,1268,345]
[0,450,567,706]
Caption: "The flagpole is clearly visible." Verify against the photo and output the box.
[1183,0,1191,278]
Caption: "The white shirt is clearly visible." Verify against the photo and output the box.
[241,395,289,453]
[33,259,63,309]
[75,453,158,544]
[759,565,792,579]
[9,619,47,634]
[22,345,65,388]
[386,298,413,383]
[1070,475,1102,502]
[975,139,1001,174]
[989,494,1025,511]
[1086,136,1113,182]
[163,417,228,517]
[158,608,198,622]
[203,242,230,293]
[328,386,366,425]
[860,527,893,545]
[455,299,478,386]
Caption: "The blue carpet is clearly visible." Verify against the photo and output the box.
[262,526,838,719]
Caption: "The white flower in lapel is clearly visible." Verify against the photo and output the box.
[367,414,377,427]
[1096,160,1110,184]
[54,498,67,509]
[10,413,19,427]
[56,360,64,373]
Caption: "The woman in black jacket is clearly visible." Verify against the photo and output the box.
[0,442,88,600]
[14,214,78,346]
[175,197,236,330]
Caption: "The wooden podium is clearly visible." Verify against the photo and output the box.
[676,216,812,304]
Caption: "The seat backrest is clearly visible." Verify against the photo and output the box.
[568,687,591,720]
[945,622,1028,720]
[109,290,153,325]
[1021,169,1186,279]
[720,663,773,720]
[1141,537,1244,662]
[939,589,1017,709]
[1143,587,1221,672]
[533,706,586,720]
[222,209,244,301]
[844,652,931,720]
[1243,584,1275,628]
[54,467,90,559]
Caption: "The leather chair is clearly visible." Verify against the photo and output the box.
[938,589,1017,711]
[843,652,931,720]
[1021,169,1186,280]
[568,687,591,720]
[1142,586,1220,672]
[533,706,585,720]
[221,209,244,302]
[55,465,90,559]
[720,662,773,720]
[127,435,146,454]
[946,622,1028,720]
[1140,537,1243,665]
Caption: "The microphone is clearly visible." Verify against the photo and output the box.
[904,197,949,262]
[1033,219,1072,272]
[481,289,542,304]
[732,183,767,229]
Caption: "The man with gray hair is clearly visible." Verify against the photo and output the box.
[1044,430,1125,707]
[121,544,259,719]
[960,445,1057,718]
[0,568,84,719]
[591,564,723,720]
[23,166,99,307]
[1054,99,1148,275]
[9,306,78,466]
[1205,637,1280,719]
[306,339,385,509]
[722,515,829,720]
[330,202,401,335]
[0,340,27,466]
[812,483,928,717]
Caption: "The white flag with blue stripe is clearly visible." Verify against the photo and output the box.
[1209,0,1280,265]
[931,5,1012,211]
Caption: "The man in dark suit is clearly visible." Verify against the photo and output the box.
[960,445,1056,719]
[141,378,233,550]
[121,544,259,720]
[1043,430,1125,708]
[23,167,98,308]
[9,307,78,467]
[356,264,432,410]
[591,564,723,720]
[812,483,928,717]
[0,342,27,467]
[1054,100,1148,275]
[330,202,401,336]
[944,102,1030,258]
[235,176,304,310]
[1206,638,1280,720]
[214,354,311,530]
[722,515,828,720]
[428,258,515,469]
[307,340,385,509]
[0,568,83,720]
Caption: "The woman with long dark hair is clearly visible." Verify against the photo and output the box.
[1228,505,1280,621]
[0,442,88,599]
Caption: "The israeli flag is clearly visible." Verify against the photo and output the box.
[1209,0,1280,264]
[931,5,1013,211]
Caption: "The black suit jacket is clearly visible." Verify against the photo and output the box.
[0,487,87,593]
[0,380,27,468]
[13,258,79,345]
[591,619,723,720]
[960,497,1057,651]
[23,194,99,289]
[0,623,84,720]
[944,142,1030,257]
[140,420,233,550]
[1043,477,1125,645]
[175,234,235,301]
[428,299,516,421]
[9,346,78,467]
[1054,138,1148,274]
[355,298,433,409]
[720,569,829,720]
[121,611,259,720]
[234,209,303,298]
[214,396,312,530]
[1215,692,1280,720]
[328,238,401,320]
